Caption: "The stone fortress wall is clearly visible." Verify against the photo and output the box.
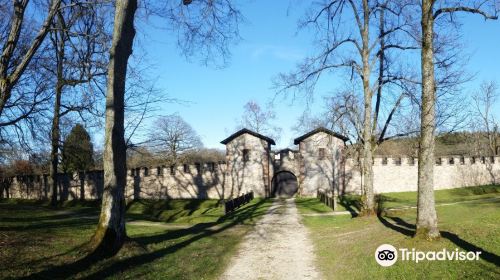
[2,163,231,201]
[344,155,500,194]
[2,128,500,200]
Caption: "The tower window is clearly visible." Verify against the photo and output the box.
[319,148,325,160]
[243,149,250,162]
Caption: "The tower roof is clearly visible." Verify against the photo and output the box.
[294,127,349,145]
[221,128,276,145]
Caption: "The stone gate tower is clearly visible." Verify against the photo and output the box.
[293,128,348,196]
[221,129,275,197]
[221,127,348,198]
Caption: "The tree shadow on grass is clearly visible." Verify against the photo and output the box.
[338,196,359,217]
[11,242,90,271]
[18,199,269,280]
[377,214,414,237]
[0,216,98,231]
[0,210,98,223]
[15,244,112,280]
[439,231,500,266]
[377,214,500,266]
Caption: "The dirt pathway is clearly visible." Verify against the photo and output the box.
[220,198,322,280]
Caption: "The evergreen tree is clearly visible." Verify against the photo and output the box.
[62,124,94,172]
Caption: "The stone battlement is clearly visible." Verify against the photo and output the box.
[371,155,499,166]
[2,127,499,200]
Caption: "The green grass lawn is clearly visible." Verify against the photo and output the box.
[297,187,500,279]
[297,185,500,213]
[295,197,334,214]
[0,198,272,279]
[126,199,226,224]
[378,185,500,209]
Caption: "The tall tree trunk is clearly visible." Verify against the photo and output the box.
[361,85,375,215]
[89,0,137,256]
[0,181,4,199]
[361,103,375,214]
[416,0,439,240]
[50,83,62,206]
[49,19,65,207]
[80,171,85,201]
[360,0,375,215]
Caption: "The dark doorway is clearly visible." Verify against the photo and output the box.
[272,171,298,198]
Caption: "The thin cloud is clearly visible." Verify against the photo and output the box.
[250,44,304,62]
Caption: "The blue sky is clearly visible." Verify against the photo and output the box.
[131,1,500,150]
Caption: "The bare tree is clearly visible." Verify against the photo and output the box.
[89,0,137,257]
[0,1,105,155]
[276,1,416,215]
[416,0,497,240]
[46,1,108,206]
[0,0,62,120]
[239,100,282,141]
[91,0,243,256]
[292,110,327,135]
[148,113,202,162]
[123,58,173,149]
[151,0,243,66]
[471,80,499,156]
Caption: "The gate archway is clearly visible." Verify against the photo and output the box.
[272,171,298,198]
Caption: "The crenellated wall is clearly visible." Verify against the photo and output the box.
[344,155,500,194]
[125,163,230,200]
[2,155,499,200]
[2,171,104,200]
[4,124,500,202]
[1,162,234,201]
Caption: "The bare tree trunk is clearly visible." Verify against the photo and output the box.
[50,82,62,206]
[49,16,65,207]
[416,0,439,240]
[361,84,375,215]
[0,180,4,199]
[360,0,375,215]
[80,172,85,201]
[90,0,137,256]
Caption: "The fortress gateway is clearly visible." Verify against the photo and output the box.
[3,127,500,200]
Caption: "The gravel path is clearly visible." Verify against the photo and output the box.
[220,198,322,280]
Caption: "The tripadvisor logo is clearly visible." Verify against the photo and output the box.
[375,244,398,267]
[375,244,482,267]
